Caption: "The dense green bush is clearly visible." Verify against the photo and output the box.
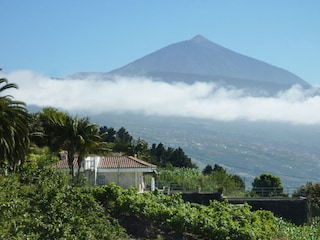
[293,182,320,217]
[274,219,320,240]
[156,167,245,196]
[0,148,127,240]
[93,184,320,239]
[93,183,276,239]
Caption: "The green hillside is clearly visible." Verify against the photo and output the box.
[93,113,320,191]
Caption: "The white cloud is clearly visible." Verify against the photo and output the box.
[2,70,320,125]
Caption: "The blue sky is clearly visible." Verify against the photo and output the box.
[1,0,320,84]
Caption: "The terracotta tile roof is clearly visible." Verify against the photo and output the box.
[54,155,156,169]
[54,158,78,169]
[55,151,79,169]
[98,156,156,169]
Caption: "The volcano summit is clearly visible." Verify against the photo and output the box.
[70,35,310,94]
[105,35,309,94]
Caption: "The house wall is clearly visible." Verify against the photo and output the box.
[97,171,144,191]
[85,170,96,186]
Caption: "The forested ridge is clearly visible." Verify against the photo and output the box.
[2,73,320,239]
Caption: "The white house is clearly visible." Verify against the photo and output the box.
[55,155,157,192]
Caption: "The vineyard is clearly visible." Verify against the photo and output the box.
[92,183,275,239]
[93,183,320,240]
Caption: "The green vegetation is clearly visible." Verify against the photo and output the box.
[293,182,320,217]
[0,148,127,239]
[0,74,30,173]
[2,152,320,239]
[93,183,320,240]
[274,219,320,240]
[30,108,106,176]
[99,125,197,168]
[2,77,320,239]
[252,173,286,197]
[156,165,245,196]
[149,142,197,168]
[93,183,276,239]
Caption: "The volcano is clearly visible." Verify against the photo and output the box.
[107,35,309,94]
[70,35,310,94]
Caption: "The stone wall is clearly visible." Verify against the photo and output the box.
[180,192,310,225]
[181,192,223,205]
[227,197,310,225]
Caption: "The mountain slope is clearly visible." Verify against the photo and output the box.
[91,113,320,191]
[108,35,309,93]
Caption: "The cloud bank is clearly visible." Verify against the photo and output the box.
[2,70,320,125]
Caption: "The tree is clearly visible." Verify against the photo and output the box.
[168,147,197,168]
[116,127,132,144]
[0,74,30,173]
[30,107,67,151]
[113,127,133,154]
[75,117,104,176]
[213,164,225,173]
[133,138,149,160]
[99,126,116,143]
[202,164,214,175]
[252,173,284,197]
[62,115,104,176]
[231,175,245,190]
[150,143,197,168]
[293,182,320,214]
[150,143,167,166]
[30,109,105,177]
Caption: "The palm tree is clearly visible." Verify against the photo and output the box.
[75,117,104,176]
[62,116,78,176]
[32,107,68,151]
[0,73,30,173]
[63,116,104,176]
[33,109,104,177]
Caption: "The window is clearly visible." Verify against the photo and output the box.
[97,175,106,185]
